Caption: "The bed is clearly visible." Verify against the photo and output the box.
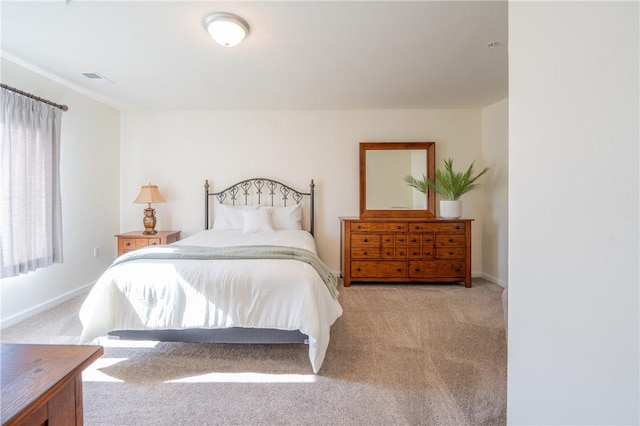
[79,178,343,373]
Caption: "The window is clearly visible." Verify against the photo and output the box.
[0,86,64,278]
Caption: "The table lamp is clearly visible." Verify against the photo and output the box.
[134,184,166,234]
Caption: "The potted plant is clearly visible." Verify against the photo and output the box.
[404,158,489,218]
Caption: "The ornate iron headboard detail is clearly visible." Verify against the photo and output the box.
[205,178,316,235]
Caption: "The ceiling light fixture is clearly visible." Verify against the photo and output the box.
[203,12,250,47]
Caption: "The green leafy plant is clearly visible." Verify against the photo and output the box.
[404,158,489,201]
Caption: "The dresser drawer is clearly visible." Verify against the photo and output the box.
[408,234,421,245]
[120,238,136,251]
[436,247,466,259]
[350,222,408,232]
[351,247,380,259]
[407,247,435,259]
[380,248,407,259]
[381,234,394,246]
[408,247,422,259]
[379,234,407,246]
[120,237,160,253]
[351,261,407,278]
[435,234,466,247]
[421,234,435,245]
[408,261,465,278]
[137,238,160,248]
[395,248,407,258]
[421,248,435,259]
[351,234,380,247]
[410,222,466,233]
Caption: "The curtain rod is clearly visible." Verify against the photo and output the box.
[1,83,69,112]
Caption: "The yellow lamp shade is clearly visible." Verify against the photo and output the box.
[134,184,165,235]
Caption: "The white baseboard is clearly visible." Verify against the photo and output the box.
[481,272,508,288]
[0,281,95,330]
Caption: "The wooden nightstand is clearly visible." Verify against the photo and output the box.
[115,230,181,256]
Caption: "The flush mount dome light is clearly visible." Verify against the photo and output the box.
[204,12,250,47]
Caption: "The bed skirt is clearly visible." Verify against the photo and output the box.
[107,327,308,344]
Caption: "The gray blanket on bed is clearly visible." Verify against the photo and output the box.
[110,245,339,300]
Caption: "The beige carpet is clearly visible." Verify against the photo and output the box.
[1,279,506,425]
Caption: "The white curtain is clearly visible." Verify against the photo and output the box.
[0,87,63,278]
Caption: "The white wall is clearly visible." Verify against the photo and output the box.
[0,63,497,327]
[481,98,508,287]
[0,58,120,327]
[508,2,639,424]
[120,109,485,273]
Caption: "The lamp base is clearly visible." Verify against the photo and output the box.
[142,207,157,234]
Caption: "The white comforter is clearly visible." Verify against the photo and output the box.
[79,230,343,373]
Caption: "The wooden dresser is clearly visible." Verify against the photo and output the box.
[341,217,472,287]
[115,230,181,256]
[1,343,103,426]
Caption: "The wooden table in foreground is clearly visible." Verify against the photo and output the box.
[1,343,103,426]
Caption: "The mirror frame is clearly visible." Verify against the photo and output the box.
[359,142,436,218]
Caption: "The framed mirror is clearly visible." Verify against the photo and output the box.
[359,142,436,218]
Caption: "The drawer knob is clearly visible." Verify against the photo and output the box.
[356,267,361,272]
[125,241,131,247]
[448,238,454,243]
[449,251,453,255]
[455,225,460,229]
[397,225,402,229]
[396,268,402,272]
[414,225,420,230]
[358,225,362,229]
[386,251,391,256]
[412,251,418,256]
[425,251,431,256]
[398,251,404,256]
[426,238,431,242]
[152,242,157,245]
[398,238,404,242]
[363,238,368,242]
[363,251,368,255]
[385,238,391,243]
[455,267,461,272]
[411,238,417,243]
[415,267,420,272]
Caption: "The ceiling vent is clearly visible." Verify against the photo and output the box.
[81,72,112,83]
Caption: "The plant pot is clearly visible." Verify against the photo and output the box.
[439,200,461,219]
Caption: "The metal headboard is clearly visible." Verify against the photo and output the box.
[205,178,315,235]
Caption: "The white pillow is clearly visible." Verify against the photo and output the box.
[242,208,274,233]
[266,203,302,230]
[213,203,259,231]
